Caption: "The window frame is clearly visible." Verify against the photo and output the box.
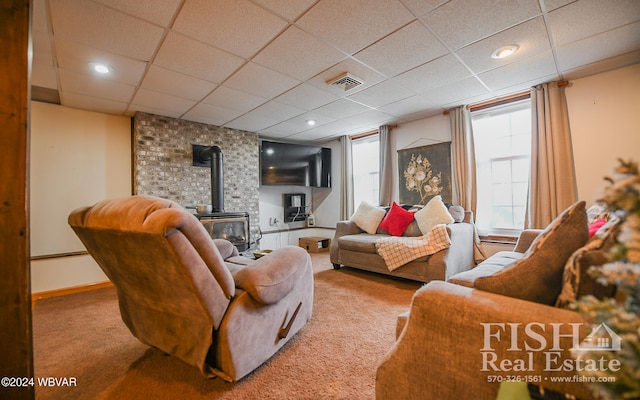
[351,132,380,208]
[470,96,532,239]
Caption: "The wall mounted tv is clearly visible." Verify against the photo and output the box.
[260,140,331,188]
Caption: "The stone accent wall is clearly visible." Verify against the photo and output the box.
[133,112,260,241]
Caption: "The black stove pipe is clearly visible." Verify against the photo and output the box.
[196,145,224,213]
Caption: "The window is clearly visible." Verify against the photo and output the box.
[352,134,379,207]
[471,99,531,236]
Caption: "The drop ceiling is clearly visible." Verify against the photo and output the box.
[31,0,640,143]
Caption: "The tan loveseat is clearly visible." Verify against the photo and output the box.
[376,201,615,400]
[330,211,476,283]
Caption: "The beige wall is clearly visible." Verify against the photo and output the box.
[565,63,640,205]
[30,102,131,293]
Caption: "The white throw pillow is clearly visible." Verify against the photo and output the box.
[350,201,386,234]
[414,195,454,234]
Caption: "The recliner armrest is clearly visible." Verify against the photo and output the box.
[213,239,239,260]
[233,246,310,305]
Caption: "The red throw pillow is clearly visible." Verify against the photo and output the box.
[379,202,415,236]
[588,218,607,238]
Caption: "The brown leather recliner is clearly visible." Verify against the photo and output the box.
[68,195,313,381]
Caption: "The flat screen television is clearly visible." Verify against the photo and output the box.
[260,140,331,188]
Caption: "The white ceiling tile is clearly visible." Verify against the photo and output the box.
[478,51,558,91]
[313,99,373,119]
[397,108,445,123]
[295,0,415,54]
[490,73,559,97]
[224,62,300,99]
[275,83,340,110]
[354,21,448,77]
[202,86,267,112]
[561,49,640,81]
[251,0,316,21]
[92,0,182,26]
[247,101,306,121]
[61,92,129,115]
[423,0,542,49]
[32,31,54,67]
[153,32,245,84]
[49,0,165,60]
[400,0,448,16]
[141,65,217,101]
[32,63,58,89]
[30,0,640,141]
[131,88,197,115]
[456,17,551,74]
[421,77,490,105]
[172,0,288,59]
[55,40,148,86]
[253,26,346,81]
[225,113,280,132]
[347,79,414,108]
[548,0,640,46]
[377,95,438,117]
[129,104,184,119]
[32,0,49,34]
[306,58,386,96]
[261,113,336,136]
[182,102,244,126]
[340,109,396,127]
[394,54,472,94]
[58,69,135,103]
[555,22,640,71]
[542,0,576,12]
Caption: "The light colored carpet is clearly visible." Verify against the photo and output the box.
[33,252,421,399]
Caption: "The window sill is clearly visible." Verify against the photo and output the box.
[479,235,518,245]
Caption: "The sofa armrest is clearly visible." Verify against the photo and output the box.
[514,229,544,253]
[334,220,363,236]
[233,246,311,305]
[376,281,593,400]
[330,220,363,263]
[441,222,475,278]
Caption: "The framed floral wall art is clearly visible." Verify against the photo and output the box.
[398,142,452,206]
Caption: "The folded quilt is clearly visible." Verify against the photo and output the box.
[375,224,452,271]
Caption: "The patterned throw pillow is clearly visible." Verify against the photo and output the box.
[414,195,454,234]
[555,221,620,308]
[474,201,589,305]
[350,201,386,234]
[379,202,415,236]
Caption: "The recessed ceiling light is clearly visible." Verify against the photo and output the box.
[306,119,316,126]
[91,63,111,74]
[491,45,520,59]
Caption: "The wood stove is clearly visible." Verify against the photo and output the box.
[197,212,250,252]
[192,145,251,251]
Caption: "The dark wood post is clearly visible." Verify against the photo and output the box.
[0,1,34,399]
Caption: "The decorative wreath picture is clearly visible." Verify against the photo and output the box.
[398,142,452,205]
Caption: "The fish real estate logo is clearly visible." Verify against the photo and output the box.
[480,322,623,375]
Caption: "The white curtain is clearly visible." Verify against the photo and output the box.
[527,82,578,228]
[450,106,485,263]
[340,135,354,220]
[378,125,393,206]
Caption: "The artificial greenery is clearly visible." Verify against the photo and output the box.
[572,159,640,400]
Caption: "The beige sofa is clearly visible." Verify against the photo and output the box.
[330,212,476,283]
[376,201,616,400]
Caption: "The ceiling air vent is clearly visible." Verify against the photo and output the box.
[326,72,364,91]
